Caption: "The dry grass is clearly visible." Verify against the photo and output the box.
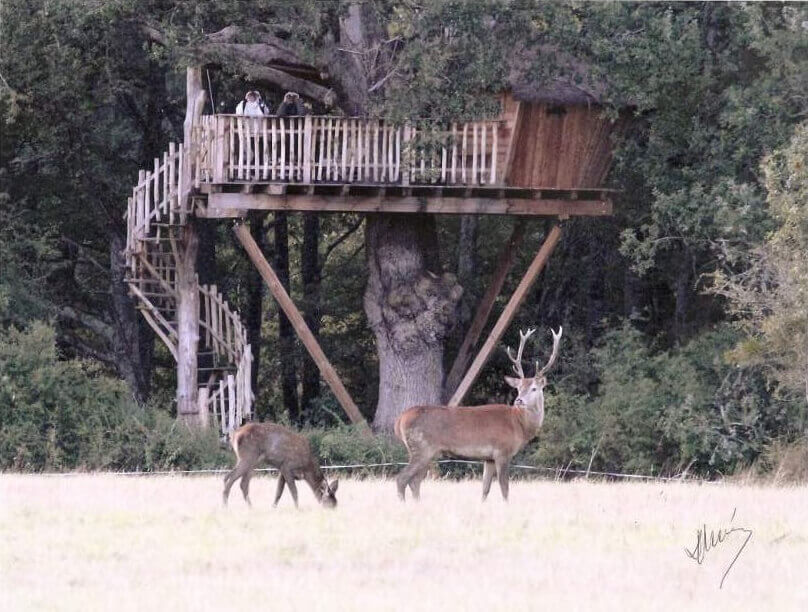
[1,474,806,611]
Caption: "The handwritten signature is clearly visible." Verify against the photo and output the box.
[684,508,753,588]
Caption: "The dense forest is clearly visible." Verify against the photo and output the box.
[1,1,807,478]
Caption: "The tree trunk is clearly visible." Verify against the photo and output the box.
[246,211,269,420]
[274,212,299,423]
[175,222,200,422]
[364,214,463,432]
[301,212,321,422]
[108,232,153,404]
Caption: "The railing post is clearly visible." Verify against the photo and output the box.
[227,374,237,433]
[401,122,411,186]
[303,114,313,183]
[197,386,209,429]
[214,116,226,183]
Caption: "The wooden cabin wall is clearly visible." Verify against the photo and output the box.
[503,96,624,188]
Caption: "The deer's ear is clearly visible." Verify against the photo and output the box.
[330,479,339,493]
[504,376,521,389]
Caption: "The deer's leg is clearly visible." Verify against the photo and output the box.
[239,470,253,507]
[408,466,429,501]
[494,456,510,501]
[482,460,496,501]
[273,474,286,508]
[397,455,433,501]
[281,468,299,508]
[223,460,252,506]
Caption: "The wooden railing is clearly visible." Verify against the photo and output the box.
[203,348,253,437]
[192,115,502,186]
[198,283,254,436]
[125,142,188,273]
[123,138,254,433]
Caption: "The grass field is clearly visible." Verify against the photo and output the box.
[1,474,806,611]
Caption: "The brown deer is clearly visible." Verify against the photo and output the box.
[395,327,562,501]
[222,422,339,508]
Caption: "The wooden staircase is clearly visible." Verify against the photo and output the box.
[124,141,253,436]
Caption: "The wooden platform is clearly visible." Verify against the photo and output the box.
[195,183,613,218]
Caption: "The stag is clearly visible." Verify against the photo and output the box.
[223,422,339,508]
[394,327,562,501]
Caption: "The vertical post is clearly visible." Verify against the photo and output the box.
[448,224,563,407]
[227,374,237,432]
[197,386,209,429]
[401,122,411,186]
[175,228,200,423]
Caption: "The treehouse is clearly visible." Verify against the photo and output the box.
[123,68,625,434]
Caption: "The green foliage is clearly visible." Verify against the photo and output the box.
[307,425,406,476]
[713,121,808,396]
[0,322,228,470]
[527,322,802,477]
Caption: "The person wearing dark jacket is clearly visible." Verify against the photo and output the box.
[277,92,307,117]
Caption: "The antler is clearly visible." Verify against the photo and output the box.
[505,328,536,379]
[536,327,563,377]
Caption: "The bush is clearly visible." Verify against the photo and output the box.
[306,424,407,477]
[523,322,804,478]
[0,322,228,471]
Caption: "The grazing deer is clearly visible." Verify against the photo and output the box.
[395,327,562,501]
[223,422,339,509]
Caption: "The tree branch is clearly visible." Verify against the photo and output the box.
[239,63,336,106]
[323,218,364,263]
[59,306,114,342]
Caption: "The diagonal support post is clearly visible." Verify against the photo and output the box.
[233,222,369,429]
[444,220,527,400]
[448,223,563,407]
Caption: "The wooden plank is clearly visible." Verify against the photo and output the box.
[137,304,179,362]
[480,122,487,184]
[233,223,368,428]
[297,116,305,180]
[202,285,211,347]
[472,122,478,185]
[279,118,286,181]
[341,119,348,182]
[394,125,401,181]
[461,123,468,184]
[451,123,458,184]
[501,100,523,185]
[153,158,161,221]
[219,379,227,434]
[262,118,269,180]
[401,123,410,186]
[168,142,176,224]
[271,118,278,180]
[491,122,498,184]
[303,115,313,183]
[227,373,237,432]
[443,222,527,399]
[128,282,178,342]
[206,192,613,217]
[162,151,169,215]
[243,346,253,419]
[448,224,563,406]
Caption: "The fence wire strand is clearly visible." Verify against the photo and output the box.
[25,460,715,483]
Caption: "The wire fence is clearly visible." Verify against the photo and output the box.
[26,460,717,484]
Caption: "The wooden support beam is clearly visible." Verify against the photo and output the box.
[204,192,612,218]
[448,223,563,407]
[443,221,527,400]
[233,222,368,429]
